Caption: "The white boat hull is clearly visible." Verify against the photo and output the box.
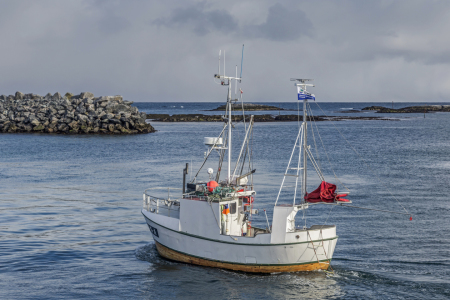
[142,209,338,273]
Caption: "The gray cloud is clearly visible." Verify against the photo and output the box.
[154,2,313,41]
[244,3,314,41]
[154,2,238,36]
[0,0,450,102]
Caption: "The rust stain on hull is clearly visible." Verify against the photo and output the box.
[154,241,330,273]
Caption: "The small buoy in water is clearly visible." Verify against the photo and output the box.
[410,215,413,221]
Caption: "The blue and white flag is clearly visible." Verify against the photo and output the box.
[297,86,315,101]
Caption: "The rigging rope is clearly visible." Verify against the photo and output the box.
[313,101,410,215]
[307,103,351,193]
[307,103,323,172]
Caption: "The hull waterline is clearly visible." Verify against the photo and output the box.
[155,241,331,273]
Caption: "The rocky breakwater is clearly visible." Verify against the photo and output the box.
[208,103,293,111]
[0,91,155,134]
[362,105,450,113]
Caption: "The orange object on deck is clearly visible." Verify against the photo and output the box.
[207,181,219,192]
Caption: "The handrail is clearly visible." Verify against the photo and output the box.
[142,191,181,218]
[144,187,182,201]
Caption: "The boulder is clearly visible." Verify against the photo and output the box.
[33,124,45,131]
[80,92,94,99]
[30,119,40,126]
[15,91,24,100]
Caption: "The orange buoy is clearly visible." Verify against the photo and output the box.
[207,181,219,192]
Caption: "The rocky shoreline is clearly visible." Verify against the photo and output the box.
[0,92,155,134]
[208,103,294,111]
[362,105,450,113]
[147,113,397,122]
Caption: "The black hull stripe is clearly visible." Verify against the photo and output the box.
[156,241,332,267]
[142,211,338,246]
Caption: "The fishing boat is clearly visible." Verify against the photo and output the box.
[141,52,353,273]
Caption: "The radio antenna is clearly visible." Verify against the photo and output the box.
[218,50,221,75]
[240,44,244,80]
[224,50,226,78]
[235,65,238,96]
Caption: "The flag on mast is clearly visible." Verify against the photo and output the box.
[297,86,315,101]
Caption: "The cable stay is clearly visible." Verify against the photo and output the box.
[309,101,412,220]
[276,80,412,222]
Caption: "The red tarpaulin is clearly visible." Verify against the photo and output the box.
[304,181,350,203]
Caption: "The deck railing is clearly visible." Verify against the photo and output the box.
[143,187,182,219]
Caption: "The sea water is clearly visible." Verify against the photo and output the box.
[0,102,449,299]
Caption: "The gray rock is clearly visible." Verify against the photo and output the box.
[77,114,88,122]
[105,102,132,114]
[66,111,74,119]
[15,91,24,100]
[83,99,94,105]
[119,111,132,118]
[76,105,86,114]
[68,121,79,129]
[52,92,62,101]
[57,124,69,132]
[86,104,95,112]
[62,99,71,107]
[80,92,94,99]
[104,113,114,120]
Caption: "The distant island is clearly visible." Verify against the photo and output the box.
[147,113,397,122]
[0,91,155,134]
[208,103,295,111]
[362,105,450,113]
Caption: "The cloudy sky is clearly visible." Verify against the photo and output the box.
[0,0,449,102]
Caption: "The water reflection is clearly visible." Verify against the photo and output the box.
[135,242,343,299]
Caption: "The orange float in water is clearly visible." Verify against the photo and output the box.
[207,181,219,192]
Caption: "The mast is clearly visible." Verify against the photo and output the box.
[213,49,242,185]
[290,78,314,201]
[228,80,232,185]
[303,96,307,200]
